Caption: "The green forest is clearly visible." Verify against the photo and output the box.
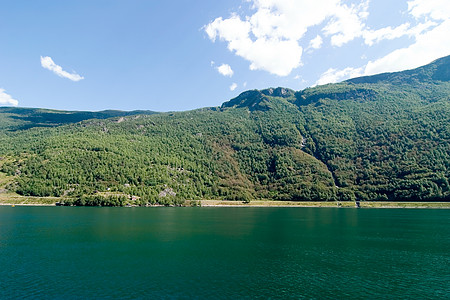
[0,55,449,206]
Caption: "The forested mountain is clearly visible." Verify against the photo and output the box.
[0,107,157,131]
[1,55,449,205]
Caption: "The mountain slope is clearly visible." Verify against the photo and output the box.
[0,107,157,131]
[0,55,449,204]
[346,55,450,84]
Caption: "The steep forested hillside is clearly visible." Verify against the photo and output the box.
[1,56,449,205]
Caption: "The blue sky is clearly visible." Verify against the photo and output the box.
[0,0,448,111]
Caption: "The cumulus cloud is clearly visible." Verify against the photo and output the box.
[363,21,437,46]
[317,0,450,85]
[208,1,449,80]
[363,20,450,76]
[205,0,372,76]
[308,35,323,50]
[316,67,363,86]
[229,83,238,91]
[0,89,19,106]
[40,56,84,81]
[217,63,234,77]
[323,1,369,47]
[408,0,450,20]
[363,23,410,46]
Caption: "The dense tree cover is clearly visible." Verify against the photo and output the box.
[0,55,449,205]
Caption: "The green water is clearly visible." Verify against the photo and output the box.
[0,207,448,299]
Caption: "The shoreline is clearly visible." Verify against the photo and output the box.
[1,198,449,209]
[199,200,450,209]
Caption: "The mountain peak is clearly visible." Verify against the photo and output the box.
[221,54,450,110]
[260,87,295,98]
[221,87,296,110]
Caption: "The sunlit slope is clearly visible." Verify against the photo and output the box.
[0,55,449,203]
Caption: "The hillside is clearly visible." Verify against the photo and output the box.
[0,56,449,205]
[0,107,157,131]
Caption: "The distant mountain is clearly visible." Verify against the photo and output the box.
[0,55,449,205]
[0,107,158,131]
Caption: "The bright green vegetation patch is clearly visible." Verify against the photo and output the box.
[0,56,449,206]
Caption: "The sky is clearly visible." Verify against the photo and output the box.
[0,0,449,112]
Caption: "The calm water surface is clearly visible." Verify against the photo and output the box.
[0,207,449,299]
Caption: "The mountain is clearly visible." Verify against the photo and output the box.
[345,55,450,84]
[0,55,449,205]
[0,107,158,131]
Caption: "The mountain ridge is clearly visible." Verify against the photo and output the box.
[345,55,450,84]
[223,55,450,110]
[3,55,449,119]
[0,55,449,205]
[0,107,157,131]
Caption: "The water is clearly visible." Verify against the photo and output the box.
[0,207,448,299]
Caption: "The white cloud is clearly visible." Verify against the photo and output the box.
[317,0,450,85]
[362,20,437,46]
[40,56,84,82]
[217,63,234,77]
[362,0,449,75]
[363,20,450,76]
[208,1,449,79]
[323,1,369,47]
[363,23,411,46]
[316,67,363,85]
[229,83,238,91]
[0,89,19,106]
[205,0,374,76]
[364,1,449,75]
[245,38,302,76]
[308,35,323,50]
[408,0,450,20]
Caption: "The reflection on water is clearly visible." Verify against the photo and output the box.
[0,207,449,299]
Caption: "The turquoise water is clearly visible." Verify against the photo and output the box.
[0,207,448,299]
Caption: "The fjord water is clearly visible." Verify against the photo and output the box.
[0,207,448,299]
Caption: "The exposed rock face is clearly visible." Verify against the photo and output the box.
[295,86,378,106]
[261,87,295,98]
[221,87,296,111]
[159,188,176,197]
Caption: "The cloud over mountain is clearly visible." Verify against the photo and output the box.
[316,0,450,85]
[205,0,370,76]
[207,0,450,83]
[0,89,19,106]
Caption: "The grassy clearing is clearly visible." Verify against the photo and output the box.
[0,170,59,205]
[0,193,59,205]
